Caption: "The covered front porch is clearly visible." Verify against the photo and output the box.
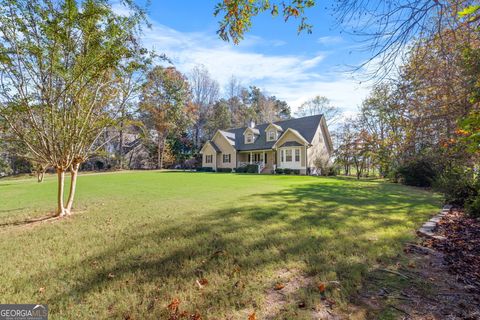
[237,150,276,173]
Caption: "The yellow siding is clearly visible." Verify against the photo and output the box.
[307,119,331,168]
[212,133,237,169]
[201,143,216,168]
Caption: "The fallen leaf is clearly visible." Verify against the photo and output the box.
[168,298,180,313]
[190,312,201,320]
[199,278,209,286]
[248,312,256,320]
[274,283,285,290]
[38,287,45,294]
[298,301,306,308]
[317,282,326,293]
[108,273,115,279]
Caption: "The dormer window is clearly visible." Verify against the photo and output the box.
[246,133,254,144]
[265,123,283,142]
[267,130,276,141]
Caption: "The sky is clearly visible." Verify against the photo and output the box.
[116,0,377,117]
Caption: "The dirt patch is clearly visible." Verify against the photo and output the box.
[353,208,480,319]
[425,208,480,292]
[258,268,364,320]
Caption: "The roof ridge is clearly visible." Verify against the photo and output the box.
[226,114,323,132]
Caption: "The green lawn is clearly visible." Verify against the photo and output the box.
[0,171,441,319]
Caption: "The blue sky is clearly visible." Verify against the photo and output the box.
[116,1,375,116]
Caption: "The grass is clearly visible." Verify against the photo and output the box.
[0,171,441,319]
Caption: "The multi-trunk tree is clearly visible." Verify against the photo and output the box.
[0,0,144,216]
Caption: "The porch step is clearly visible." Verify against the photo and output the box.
[260,167,273,174]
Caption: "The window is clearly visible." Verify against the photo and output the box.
[268,130,276,141]
[280,150,284,162]
[205,155,213,163]
[285,149,292,162]
[295,149,300,162]
[223,154,231,163]
[246,133,253,144]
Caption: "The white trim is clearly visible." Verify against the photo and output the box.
[243,127,259,136]
[245,132,254,144]
[277,146,305,170]
[213,130,235,146]
[199,141,218,154]
[272,128,309,148]
[265,123,283,132]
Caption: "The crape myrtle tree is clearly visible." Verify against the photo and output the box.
[0,0,146,216]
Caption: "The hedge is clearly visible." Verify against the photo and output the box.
[217,168,232,173]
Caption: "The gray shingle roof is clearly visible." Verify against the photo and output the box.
[225,114,323,151]
[208,141,221,152]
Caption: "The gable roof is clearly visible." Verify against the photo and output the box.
[278,141,304,147]
[265,123,283,132]
[226,114,324,151]
[243,127,260,135]
[199,140,220,153]
[214,130,235,146]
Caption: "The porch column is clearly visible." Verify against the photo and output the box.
[263,151,265,165]
[250,151,252,164]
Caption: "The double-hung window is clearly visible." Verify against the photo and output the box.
[285,149,292,162]
[268,130,276,141]
[223,154,231,163]
[205,155,213,163]
[295,149,300,162]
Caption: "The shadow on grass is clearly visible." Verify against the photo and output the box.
[19,178,439,318]
[0,213,58,228]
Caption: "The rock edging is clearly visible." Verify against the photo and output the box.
[417,205,452,240]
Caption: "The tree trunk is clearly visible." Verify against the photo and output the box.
[157,134,166,169]
[37,170,44,183]
[56,168,66,217]
[119,120,124,169]
[65,163,80,214]
[157,135,163,169]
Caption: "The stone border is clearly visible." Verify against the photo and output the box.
[417,205,452,240]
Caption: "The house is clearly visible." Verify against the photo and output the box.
[199,114,333,174]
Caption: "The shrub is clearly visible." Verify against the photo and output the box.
[283,168,292,175]
[434,169,477,206]
[235,166,247,173]
[433,167,480,218]
[217,168,232,173]
[196,167,214,172]
[326,166,337,176]
[392,160,436,187]
[293,169,300,175]
[246,164,258,173]
[313,157,336,176]
[275,168,284,174]
[465,196,480,218]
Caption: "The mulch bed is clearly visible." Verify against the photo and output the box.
[423,208,480,293]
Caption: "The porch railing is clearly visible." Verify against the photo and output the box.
[238,161,265,173]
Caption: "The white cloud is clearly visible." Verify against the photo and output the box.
[136,18,370,117]
[317,36,343,46]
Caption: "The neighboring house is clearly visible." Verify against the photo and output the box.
[199,114,333,174]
